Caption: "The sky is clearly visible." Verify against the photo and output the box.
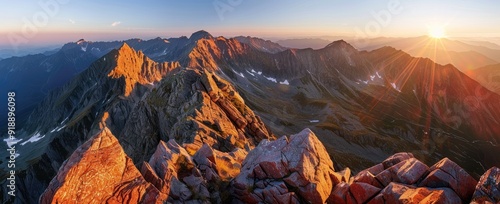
[1,0,500,48]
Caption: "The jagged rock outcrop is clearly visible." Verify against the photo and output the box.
[145,139,210,203]
[107,43,179,96]
[117,66,275,170]
[232,128,336,203]
[39,126,163,204]
[418,158,478,201]
[471,167,500,203]
[329,152,479,204]
[139,139,247,203]
[368,183,461,204]
[228,130,495,204]
[34,118,499,204]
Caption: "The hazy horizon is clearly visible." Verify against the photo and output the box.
[2,0,500,48]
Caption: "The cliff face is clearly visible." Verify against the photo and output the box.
[40,125,164,204]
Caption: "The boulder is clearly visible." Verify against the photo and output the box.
[332,168,352,185]
[381,152,414,169]
[399,186,461,204]
[349,182,381,204]
[419,158,477,201]
[327,182,351,204]
[366,182,460,204]
[193,143,247,181]
[232,129,336,203]
[353,170,383,188]
[471,167,500,203]
[362,163,385,176]
[375,158,429,186]
[147,140,210,203]
[368,182,413,204]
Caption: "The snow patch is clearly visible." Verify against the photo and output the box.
[245,70,255,76]
[279,80,290,85]
[264,76,277,83]
[232,69,245,78]
[249,69,263,75]
[50,127,58,133]
[310,120,320,123]
[50,125,66,133]
[21,132,45,145]
[391,82,401,92]
[61,117,69,124]
[376,71,382,79]
[4,137,22,148]
[55,125,67,132]
[370,75,376,81]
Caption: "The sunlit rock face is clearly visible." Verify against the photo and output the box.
[39,127,164,204]
[232,129,336,203]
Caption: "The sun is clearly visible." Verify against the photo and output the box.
[428,26,446,39]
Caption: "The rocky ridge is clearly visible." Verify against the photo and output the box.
[2,43,276,203]
[2,31,500,203]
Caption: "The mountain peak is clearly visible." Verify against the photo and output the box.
[325,39,352,49]
[76,39,87,45]
[189,30,213,41]
[117,42,134,53]
[107,42,179,97]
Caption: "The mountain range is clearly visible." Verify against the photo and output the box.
[277,36,500,75]
[1,30,500,203]
[466,63,500,95]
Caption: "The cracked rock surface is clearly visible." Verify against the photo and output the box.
[232,128,336,203]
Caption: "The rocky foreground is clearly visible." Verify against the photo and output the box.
[39,127,499,203]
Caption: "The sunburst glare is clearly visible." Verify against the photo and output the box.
[428,26,447,39]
